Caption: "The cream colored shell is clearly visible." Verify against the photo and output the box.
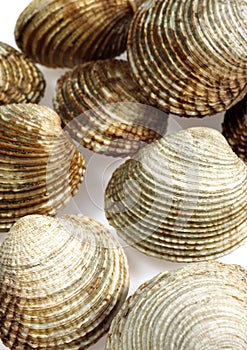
[105,127,247,262]
[0,103,85,232]
[0,214,129,349]
[106,261,247,349]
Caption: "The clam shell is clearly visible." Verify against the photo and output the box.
[222,94,247,162]
[15,0,146,68]
[106,261,247,350]
[127,0,247,117]
[105,127,247,262]
[54,59,167,157]
[0,41,45,104]
[0,214,129,349]
[0,104,85,232]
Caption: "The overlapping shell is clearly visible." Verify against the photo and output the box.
[0,42,45,105]
[15,0,145,68]
[0,103,85,232]
[222,94,247,162]
[106,261,247,349]
[127,0,247,117]
[105,127,247,262]
[0,214,129,349]
[54,59,167,157]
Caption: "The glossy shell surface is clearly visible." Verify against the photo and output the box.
[54,59,167,157]
[105,127,247,262]
[106,261,247,350]
[0,41,45,104]
[15,0,146,68]
[0,103,85,232]
[0,214,129,349]
[127,0,247,117]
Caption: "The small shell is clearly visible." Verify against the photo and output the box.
[127,0,247,117]
[54,59,167,157]
[106,261,247,350]
[0,41,45,104]
[222,94,247,162]
[15,0,146,68]
[105,127,247,262]
[0,214,129,349]
[0,103,85,232]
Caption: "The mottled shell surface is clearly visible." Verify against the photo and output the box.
[15,0,146,68]
[106,261,247,350]
[127,0,247,117]
[223,95,247,162]
[0,41,45,105]
[54,59,167,157]
[105,127,247,262]
[0,104,85,232]
[0,214,129,349]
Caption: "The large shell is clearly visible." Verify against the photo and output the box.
[54,59,167,157]
[127,0,247,117]
[0,42,45,104]
[106,261,247,349]
[105,127,247,262]
[15,0,146,68]
[222,94,247,162]
[0,103,85,232]
[0,214,129,349]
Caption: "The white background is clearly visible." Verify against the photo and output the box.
[0,1,246,349]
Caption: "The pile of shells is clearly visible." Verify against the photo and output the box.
[15,0,145,68]
[54,59,167,157]
[0,41,45,105]
[127,0,247,117]
[0,214,129,349]
[0,103,85,232]
[106,261,247,349]
[105,127,247,262]
[222,94,247,162]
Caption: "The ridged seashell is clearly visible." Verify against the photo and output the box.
[54,59,167,157]
[222,95,247,162]
[105,127,247,262]
[106,261,247,350]
[127,0,247,117]
[0,214,129,349]
[0,42,45,104]
[15,0,146,68]
[0,104,85,232]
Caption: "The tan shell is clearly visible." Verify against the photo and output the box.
[15,0,146,68]
[0,103,85,232]
[0,41,45,104]
[222,94,247,162]
[54,59,167,157]
[106,261,247,350]
[127,0,247,117]
[0,214,129,349]
[105,127,247,262]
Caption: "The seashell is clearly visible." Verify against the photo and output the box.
[106,261,247,350]
[54,59,168,157]
[105,127,247,262]
[127,0,247,117]
[0,214,129,349]
[15,0,146,68]
[0,41,45,105]
[0,103,85,232]
[222,94,247,162]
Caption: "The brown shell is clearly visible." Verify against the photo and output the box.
[222,94,247,162]
[0,41,45,104]
[127,0,247,117]
[0,103,85,232]
[54,59,168,157]
[15,0,146,68]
